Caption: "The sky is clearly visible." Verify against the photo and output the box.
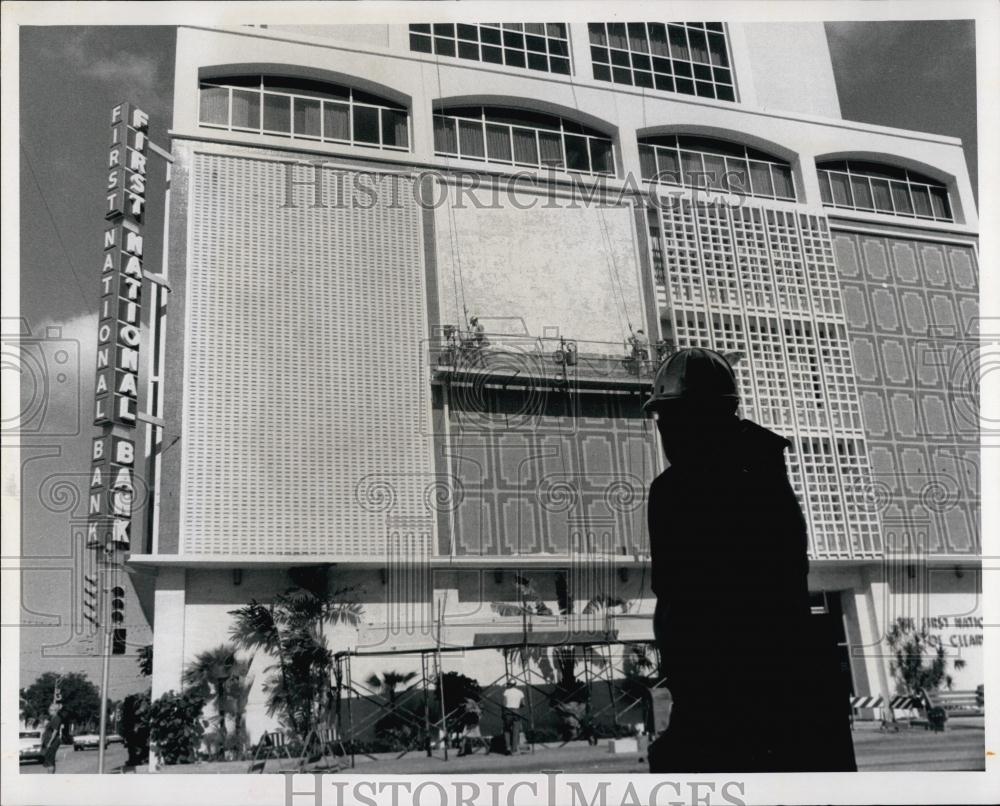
[11,20,980,700]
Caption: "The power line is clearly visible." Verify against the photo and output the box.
[20,142,94,313]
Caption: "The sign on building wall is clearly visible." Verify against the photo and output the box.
[88,103,149,551]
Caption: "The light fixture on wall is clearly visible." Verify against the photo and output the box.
[493,570,504,585]
[232,569,243,586]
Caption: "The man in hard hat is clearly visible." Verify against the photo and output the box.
[643,347,855,773]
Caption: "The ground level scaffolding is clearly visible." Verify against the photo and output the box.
[332,632,667,768]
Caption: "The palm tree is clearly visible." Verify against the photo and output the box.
[228,570,362,743]
[182,644,248,759]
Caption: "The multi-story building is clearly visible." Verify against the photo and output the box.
[125,20,982,742]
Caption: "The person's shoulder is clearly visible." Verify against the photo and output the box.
[737,419,792,471]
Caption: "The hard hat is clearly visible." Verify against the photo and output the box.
[643,347,738,412]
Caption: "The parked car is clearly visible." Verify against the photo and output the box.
[19,730,45,764]
[107,733,124,745]
[72,733,110,751]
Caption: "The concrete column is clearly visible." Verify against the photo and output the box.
[852,570,895,721]
[149,567,186,770]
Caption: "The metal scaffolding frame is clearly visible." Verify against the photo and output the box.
[332,633,666,768]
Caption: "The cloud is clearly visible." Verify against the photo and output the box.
[35,27,169,104]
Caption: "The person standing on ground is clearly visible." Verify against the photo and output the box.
[41,703,63,774]
[643,347,856,773]
[501,679,525,755]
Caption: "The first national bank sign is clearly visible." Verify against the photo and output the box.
[89,103,149,550]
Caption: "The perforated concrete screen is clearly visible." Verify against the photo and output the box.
[653,199,880,560]
[832,231,980,555]
[181,151,433,555]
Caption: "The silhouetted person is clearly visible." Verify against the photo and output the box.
[644,347,856,773]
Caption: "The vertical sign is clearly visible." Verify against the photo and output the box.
[89,103,149,551]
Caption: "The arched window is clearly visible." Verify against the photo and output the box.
[433,106,615,176]
[198,75,409,151]
[817,160,952,222]
[638,135,796,201]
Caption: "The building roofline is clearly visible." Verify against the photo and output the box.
[176,24,966,150]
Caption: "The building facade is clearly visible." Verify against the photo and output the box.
[126,21,982,742]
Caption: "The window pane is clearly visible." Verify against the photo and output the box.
[750,161,774,197]
[433,116,458,153]
[293,97,321,137]
[410,33,432,53]
[688,29,709,62]
[656,148,681,181]
[565,134,590,172]
[230,89,260,129]
[850,176,873,209]
[538,131,563,167]
[607,23,627,50]
[649,23,669,55]
[680,150,703,186]
[910,185,932,217]
[930,186,950,219]
[550,57,570,74]
[890,181,913,215]
[324,102,350,141]
[772,164,795,199]
[715,84,735,102]
[828,172,851,206]
[590,139,613,174]
[504,48,526,68]
[628,23,648,52]
[458,119,485,158]
[819,171,833,205]
[589,22,607,45]
[434,37,456,57]
[703,153,726,189]
[725,157,750,194]
[381,109,408,148]
[200,86,229,125]
[353,105,380,144]
[485,123,512,161]
[593,63,612,82]
[458,41,479,60]
[668,25,689,60]
[512,128,538,164]
[639,145,657,180]
[707,32,729,66]
[263,93,291,133]
[871,178,893,212]
[482,45,503,64]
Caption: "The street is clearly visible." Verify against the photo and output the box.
[19,743,129,774]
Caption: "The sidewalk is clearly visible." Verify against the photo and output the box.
[156,720,985,774]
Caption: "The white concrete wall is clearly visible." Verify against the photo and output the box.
[737,23,841,118]
[433,182,647,351]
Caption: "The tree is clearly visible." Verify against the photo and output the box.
[20,672,100,740]
[137,645,153,678]
[228,567,362,743]
[182,644,253,760]
[149,690,206,765]
[490,575,630,701]
[885,618,967,696]
[438,671,482,733]
[367,670,423,747]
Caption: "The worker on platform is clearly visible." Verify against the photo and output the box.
[469,316,487,348]
[643,347,856,773]
[501,679,525,755]
[629,329,650,361]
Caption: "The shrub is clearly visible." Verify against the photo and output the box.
[120,691,151,766]
[149,690,206,765]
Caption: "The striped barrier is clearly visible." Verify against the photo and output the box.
[850,695,921,710]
